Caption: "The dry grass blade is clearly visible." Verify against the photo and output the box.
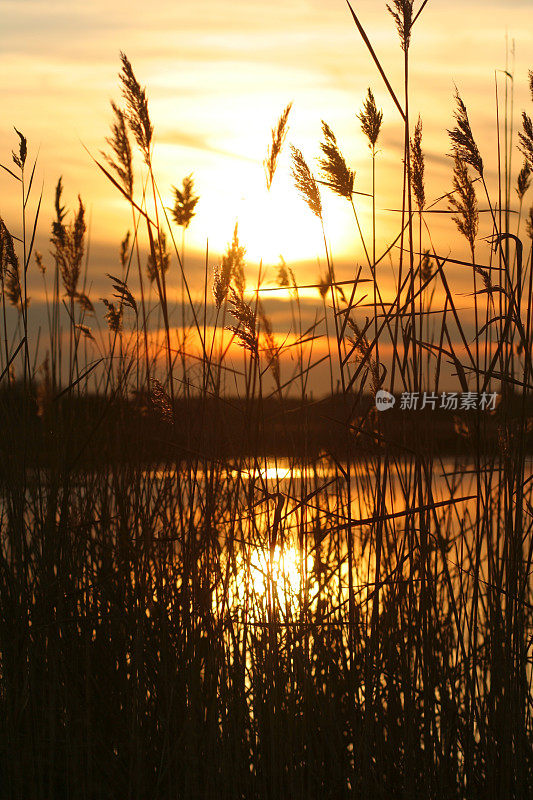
[345,1,406,122]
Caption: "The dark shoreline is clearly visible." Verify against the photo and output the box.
[3,386,531,467]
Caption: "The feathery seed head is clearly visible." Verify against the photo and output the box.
[120,231,130,270]
[526,206,533,241]
[519,112,533,172]
[171,174,199,229]
[75,292,95,314]
[50,191,86,299]
[146,231,170,283]
[227,288,258,356]
[104,102,134,197]
[448,90,484,177]
[410,116,425,211]
[290,145,322,219]
[260,306,280,388]
[386,0,414,51]
[119,52,153,165]
[35,251,45,275]
[420,250,433,283]
[264,102,292,190]
[12,128,27,170]
[319,121,354,200]
[0,218,23,311]
[277,256,290,288]
[449,155,478,260]
[221,222,246,298]
[358,88,383,149]
[517,160,531,201]
[103,298,123,332]
[149,378,173,423]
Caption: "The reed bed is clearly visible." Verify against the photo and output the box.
[0,2,532,798]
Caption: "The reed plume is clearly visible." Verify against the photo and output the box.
[526,206,533,240]
[318,272,331,298]
[102,298,123,332]
[75,323,95,342]
[410,115,425,211]
[107,273,138,316]
[35,354,52,419]
[448,89,484,177]
[420,250,433,283]
[0,218,22,310]
[228,288,257,356]
[35,250,45,274]
[517,160,531,201]
[221,223,246,298]
[213,263,231,309]
[386,0,414,51]
[120,230,130,270]
[119,52,153,165]
[260,306,280,389]
[51,194,86,299]
[277,256,290,288]
[146,231,170,283]
[518,112,533,172]
[149,377,174,423]
[171,174,199,228]
[290,145,322,219]
[103,102,134,197]
[358,88,383,149]
[12,127,27,170]
[346,318,380,394]
[449,155,478,261]
[75,292,95,314]
[264,102,292,190]
[319,121,354,200]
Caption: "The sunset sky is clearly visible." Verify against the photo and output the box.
[1,0,532,387]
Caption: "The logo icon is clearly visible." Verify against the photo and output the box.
[375,389,395,411]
